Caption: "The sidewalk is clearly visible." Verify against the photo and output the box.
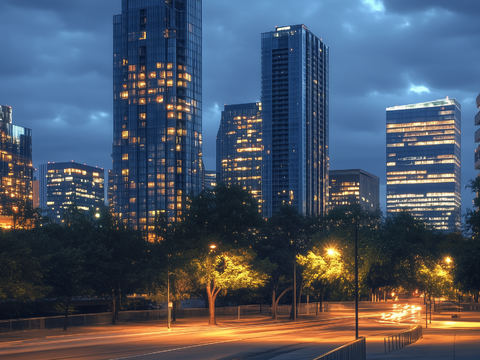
[366,316,480,360]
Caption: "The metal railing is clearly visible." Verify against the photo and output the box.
[312,337,366,360]
[384,325,422,354]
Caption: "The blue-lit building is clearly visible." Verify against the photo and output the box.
[475,94,480,172]
[386,98,461,232]
[0,105,33,229]
[112,0,203,230]
[40,162,105,224]
[216,103,262,212]
[261,25,329,217]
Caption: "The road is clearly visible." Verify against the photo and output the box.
[0,300,446,360]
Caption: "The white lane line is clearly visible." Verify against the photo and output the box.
[107,339,243,360]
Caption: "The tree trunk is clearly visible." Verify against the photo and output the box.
[272,286,292,320]
[63,300,70,331]
[296,282,303,317]
[206,279,221,325]
[475,292,479,303]
[112,287,120,325]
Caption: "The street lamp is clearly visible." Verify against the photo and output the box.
[354,219,359,339]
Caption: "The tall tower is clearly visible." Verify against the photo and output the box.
[112,0,202,230]
[261,25,329,217]
[216,103,262,212]
[386,98,461,232]
[0,105,33,229]
[475,94,480,172]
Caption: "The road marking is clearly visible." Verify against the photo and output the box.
[107,339,244,359]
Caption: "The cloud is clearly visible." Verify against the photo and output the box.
[0,0,479,214]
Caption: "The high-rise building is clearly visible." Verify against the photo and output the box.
[216,103,262,211]
[386,98,461,232]
[203,170,217,191]
[41,162,104,224]
[329,169,379,211]
[0,105,33,229]
[475,94,480,172]
[112,0,202,230]
[261,25,329,218]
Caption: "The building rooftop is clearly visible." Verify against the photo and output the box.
[386,97,461,111]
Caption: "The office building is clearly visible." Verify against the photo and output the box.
[329,169,379,211]
[41,162,104,223]
[112,0,203,230]
[475,94,480,172]
[203,170,217,191]
[216,103,262,211]
[261,25,329,218]
[386,98,461,232]
[0,105,33,229]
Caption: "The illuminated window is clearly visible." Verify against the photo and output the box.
[139,31,146,40]
[121,91,128,99]
[156,95,164,103]
[149,72,156,79]
[167,63,173,69]
[139,98,146,105]
[122,131,129,139]
[122,154,128,160]
[157,63,164,68]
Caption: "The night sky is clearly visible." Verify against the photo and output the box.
[1,0,479,213]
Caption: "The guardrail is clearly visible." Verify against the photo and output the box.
[312,337,366,360]
[384,325,422,354]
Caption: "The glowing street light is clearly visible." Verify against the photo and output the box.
[445,256,452,265]
[326,247,339,257]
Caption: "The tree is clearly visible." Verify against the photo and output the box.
[191,249,267,325]
[297,247,343,313]
[255,206,309,320]
[0,230,47,319]
[418,261,454,301]
[85,208,150,324]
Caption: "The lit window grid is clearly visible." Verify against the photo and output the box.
[386,102,461,231]
[217,103,262,212]
[112,1,203,230]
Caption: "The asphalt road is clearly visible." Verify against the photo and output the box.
[0,300,467,360]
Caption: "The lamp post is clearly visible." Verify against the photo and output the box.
[354,219,359,339]
[167,254,171,330]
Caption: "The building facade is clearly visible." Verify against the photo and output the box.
[386,98,461,232]
[261,25,329,217]
[475,94,480,172]
[203,170,217,191]
[216,103,262,211]
[329,169,379,211]
[112,0,203,230]
[41,162,104,223]
[0,105,33,229]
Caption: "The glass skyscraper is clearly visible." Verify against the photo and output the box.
[112,0,202,230]
[329,169,379,211]
[386,98,461,232]
[261,25,329,217]
[475,94,480,172]
[0,105,33,229]
[216,103,262,212]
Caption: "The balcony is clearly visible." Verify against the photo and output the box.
[476,145,480,170]
[476,128,480,143]
[476,111,480,126]
[477,93,480,109]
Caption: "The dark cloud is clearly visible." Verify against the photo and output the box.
[0,0,478,213]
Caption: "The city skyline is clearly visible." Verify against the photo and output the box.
[0,0,479,213]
